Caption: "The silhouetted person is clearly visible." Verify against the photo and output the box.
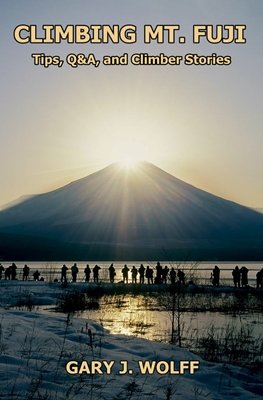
[33,270,40,281]
[10,263,17,280]
[23,264,30,281]
[162,266,169,284]
[61,264,68,283]
[5,266,10,280]
[84,264,91,282]
[0,264,4,280]
[93,265,101,283]
[170,267,176,285]
[146,266,153,284]
[178,269,185,285]
[71,263,79,282]
[108,263,116,283]
[240,266,248,287]
[155,262,163,284]
[232,266,240,288]
[256,268,263,288]
[212,265,220,286]
[122,264,129,283]
[131,266,138,284]
[138,264,145,284]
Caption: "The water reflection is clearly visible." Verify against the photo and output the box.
[81,293,263,344]
[84,296,161,339]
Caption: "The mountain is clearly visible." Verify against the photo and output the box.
[0,195,35,211]
[1,162,263,260]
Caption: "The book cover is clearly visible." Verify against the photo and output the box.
[0,1,262,399]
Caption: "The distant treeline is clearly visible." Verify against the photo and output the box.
[1,232,263,261]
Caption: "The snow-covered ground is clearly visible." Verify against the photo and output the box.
[0,281,262,399]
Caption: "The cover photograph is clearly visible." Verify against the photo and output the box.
[0,1,262,399]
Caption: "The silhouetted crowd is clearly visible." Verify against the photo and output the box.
[59,261,187,286]
[210,264,263,288]
[0,263,43,281]
[0,262,262,288]
[59,262,263,288]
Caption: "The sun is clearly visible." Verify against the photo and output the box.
[118,156,142,169]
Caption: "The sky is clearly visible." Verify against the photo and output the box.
[0,0,263,208]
